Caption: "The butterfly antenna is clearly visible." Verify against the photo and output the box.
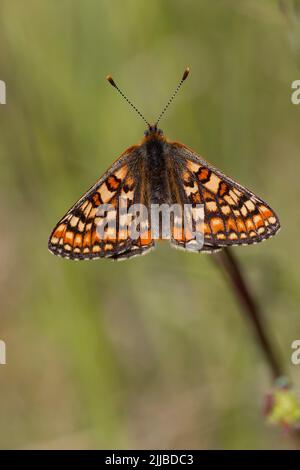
[155,67,190,126]
[106,75,150,127]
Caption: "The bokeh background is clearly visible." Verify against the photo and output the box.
[0,0,300,450]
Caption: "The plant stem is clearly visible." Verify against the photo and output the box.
[213,248,284,381]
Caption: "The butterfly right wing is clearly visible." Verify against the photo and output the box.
[48,146,154,260]
[165,141,280,253]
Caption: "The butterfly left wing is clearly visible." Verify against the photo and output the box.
[165,141,280,253]
[48,146,154,260]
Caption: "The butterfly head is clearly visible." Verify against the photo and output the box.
[144,124,163,138]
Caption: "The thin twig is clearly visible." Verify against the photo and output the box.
[213,247,284,381]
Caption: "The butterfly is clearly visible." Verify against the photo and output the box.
[48,67,280,261]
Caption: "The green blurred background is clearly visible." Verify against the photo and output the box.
[0,0,300,449]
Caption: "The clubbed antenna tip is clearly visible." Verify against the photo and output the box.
[155,66,191,126]
[106,75,117,88]
[182,67,190,81]
[106,73,150,127]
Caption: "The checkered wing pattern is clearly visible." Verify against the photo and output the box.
[166,141,280,253]
[48,147,154,260]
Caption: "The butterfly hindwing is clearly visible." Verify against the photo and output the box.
[165,141,280,252]
[48,146,154,260]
